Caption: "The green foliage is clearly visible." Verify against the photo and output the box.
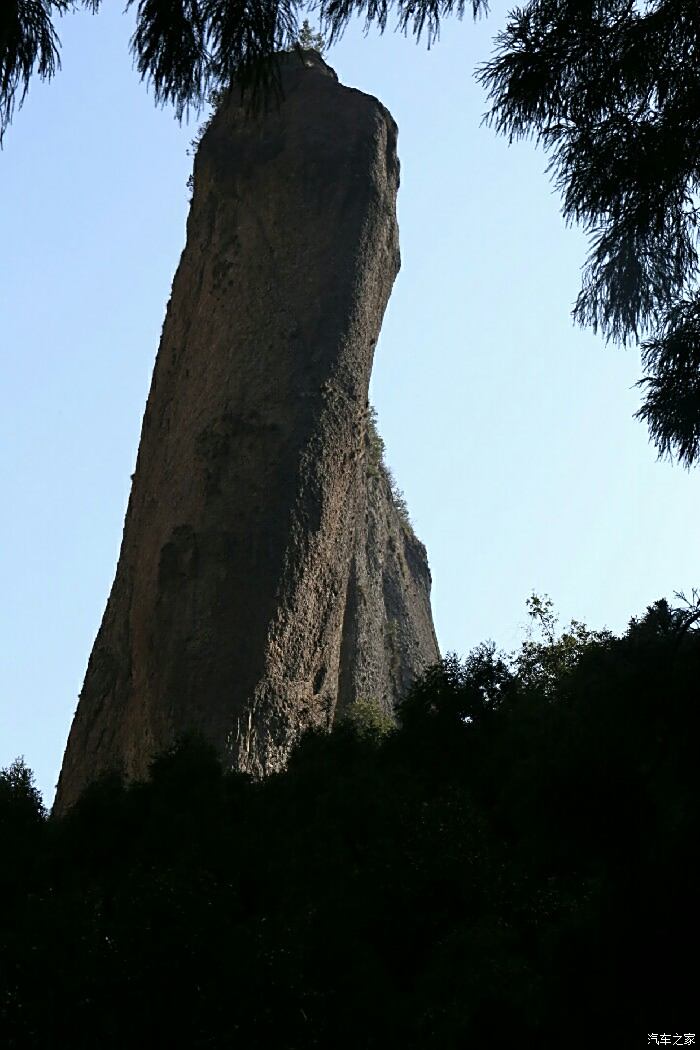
[188,87,226,153]
[185,86,226,194]
[479,0,700,465]
[384,464,412,529]
[365,404,413,529]
[341,696,395,740]
[365,404,385,478]
[514,592,613,695]
[296,19,325,52]
[1,596,698,1045]
[0,757,45,821]
[635,300,700,467]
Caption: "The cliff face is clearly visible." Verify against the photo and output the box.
[54,52,439,812]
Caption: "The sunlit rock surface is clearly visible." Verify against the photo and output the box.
[55,52,438,813]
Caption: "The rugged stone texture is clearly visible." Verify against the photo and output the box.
[54,51,439,812]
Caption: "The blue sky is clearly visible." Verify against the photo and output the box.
[2,4,698,803]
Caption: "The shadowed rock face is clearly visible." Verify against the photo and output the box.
[54,52,439,813]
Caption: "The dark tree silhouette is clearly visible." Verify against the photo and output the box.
[1,596,698,1046]
[0,0,72,138]
[0,0,292,142]
[0,0,489,142]
[479,0,700,466]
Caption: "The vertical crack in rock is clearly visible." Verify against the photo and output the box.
[54,51,439,813]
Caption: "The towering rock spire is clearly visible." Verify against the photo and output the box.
[54,52,439,812]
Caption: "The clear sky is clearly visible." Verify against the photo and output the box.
[2,4,698,803]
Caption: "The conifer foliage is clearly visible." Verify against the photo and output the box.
[479,0,700,465]
[0,0,489,142]
[0,0,72,140]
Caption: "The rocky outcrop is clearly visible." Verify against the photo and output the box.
[54,51,439,813]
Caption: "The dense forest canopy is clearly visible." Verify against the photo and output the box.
[1,596,698,1045]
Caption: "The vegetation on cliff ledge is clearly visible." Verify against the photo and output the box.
[366,404,413,530]
[2,595,698,1046]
